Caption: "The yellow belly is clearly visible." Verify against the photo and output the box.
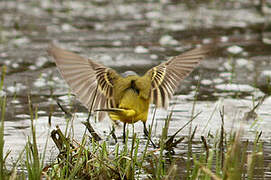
[109,89,150,124]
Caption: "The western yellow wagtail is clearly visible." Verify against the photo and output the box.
[48,44,210,146]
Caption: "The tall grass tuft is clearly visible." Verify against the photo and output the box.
[24,95,48,179]
[189,121,265,179]
[0,65,8,179]
[0,95,6,179]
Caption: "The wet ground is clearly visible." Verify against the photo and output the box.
[1,0,271,177]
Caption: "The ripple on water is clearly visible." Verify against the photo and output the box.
[215,83,255,92]
[227,45,243,54]
[134,46,149,53]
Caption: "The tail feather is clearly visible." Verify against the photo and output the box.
[95,108,124,113]
[95,108,136,117]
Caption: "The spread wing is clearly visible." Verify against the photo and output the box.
[47,44,120,121]
[146,46,210,108]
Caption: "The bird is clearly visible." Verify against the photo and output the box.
[47,43,210,147]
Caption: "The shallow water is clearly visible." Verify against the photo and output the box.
[1,0,271,176]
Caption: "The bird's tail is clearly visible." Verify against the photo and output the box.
[95,108,136,117]
[95,108,124,113]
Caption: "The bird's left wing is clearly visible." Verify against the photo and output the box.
[47,44,120,121]
[145,46,210,108]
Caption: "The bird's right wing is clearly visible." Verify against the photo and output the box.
[47,44,120,120]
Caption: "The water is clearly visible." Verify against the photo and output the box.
[1,0,271,176]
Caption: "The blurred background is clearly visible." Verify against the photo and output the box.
[0,0,271,173]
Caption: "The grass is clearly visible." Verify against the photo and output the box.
[0,66,268,179]
[0,106,267,179]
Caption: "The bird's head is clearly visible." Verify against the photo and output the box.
[121,71,138,77]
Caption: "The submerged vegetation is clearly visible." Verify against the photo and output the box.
[0,66,267,179]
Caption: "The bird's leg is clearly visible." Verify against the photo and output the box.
[123,122,127,143]
[143,122,156,148]
[143,122,148,137]
[109,125,118,143]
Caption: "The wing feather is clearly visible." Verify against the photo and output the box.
[146,46,210,108]
[47,44,120,121]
